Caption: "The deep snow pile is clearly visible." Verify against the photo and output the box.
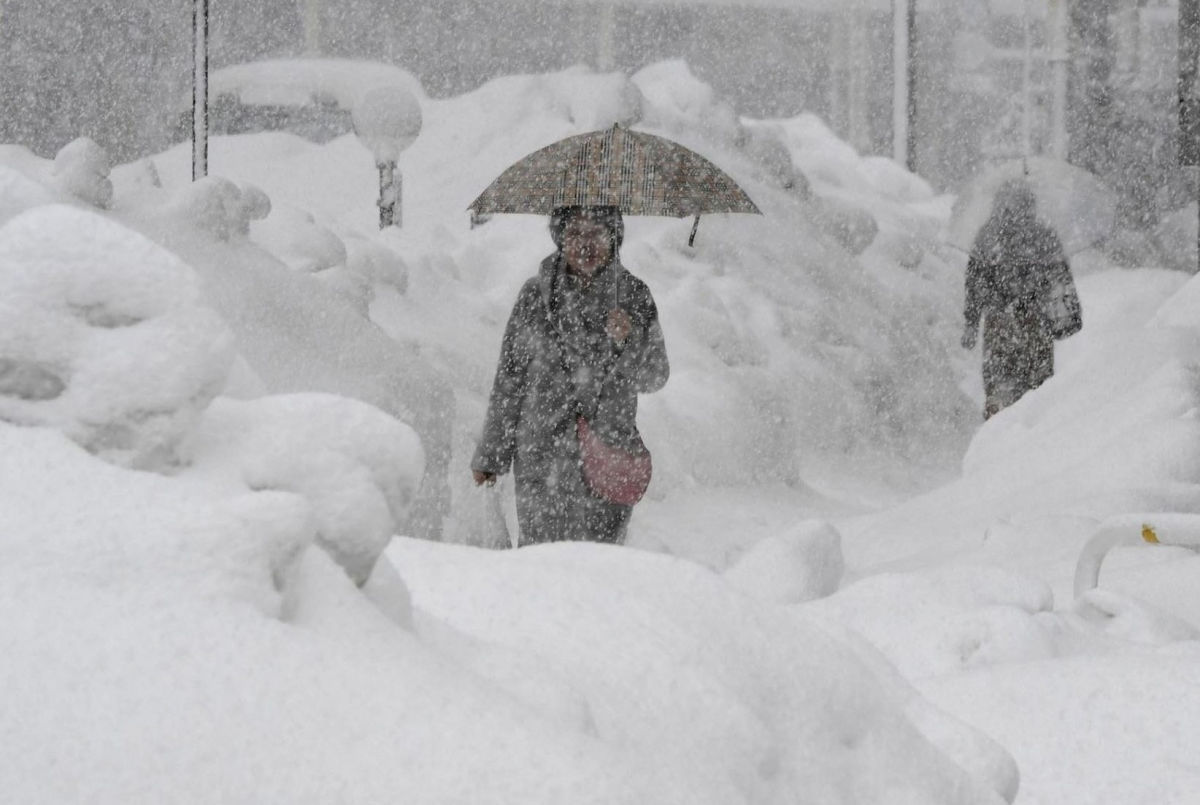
[0,202,425,586]
[795,263,1200,804]
[0,205,232,468]
[0,201,1009,799]
[0,64,1021,803]
[6,58,1200,805]
[0,418,1010,803]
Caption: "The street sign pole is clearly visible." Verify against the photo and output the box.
[892,0,917,172]
[192,0,209,181]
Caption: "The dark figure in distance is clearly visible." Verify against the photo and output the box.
[472,205,669,545]
[962,181,1081,419]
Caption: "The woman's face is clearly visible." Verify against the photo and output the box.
[562,218,612,278]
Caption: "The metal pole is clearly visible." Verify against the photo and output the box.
[303,0,321,56]
[1074,514,1200,598]
[906,0,917,172]
[1047,0,1069,159]
[596,2,615,71]
[378,162,394,229]
[828,13,845,136]
[393,170,402,229]
[892,0,908,167]
[1021,0,1033,158]
[192,0,208,181]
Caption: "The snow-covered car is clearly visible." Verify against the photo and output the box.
[176,58,424,143]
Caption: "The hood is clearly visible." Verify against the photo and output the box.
[548,205,625,252]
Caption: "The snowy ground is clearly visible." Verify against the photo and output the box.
[3,62,1199,803]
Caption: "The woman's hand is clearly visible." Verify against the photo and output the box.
[607,308,633,343]
[472,470,497,487]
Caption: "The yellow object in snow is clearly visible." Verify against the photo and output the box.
[1141,524,1160,544]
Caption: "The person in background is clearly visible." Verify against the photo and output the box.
[472,205,669,545]
[962,180,1081,419]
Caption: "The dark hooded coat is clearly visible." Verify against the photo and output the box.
[964,184,1077,417]
[472,210,669,545]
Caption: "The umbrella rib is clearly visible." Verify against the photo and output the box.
[577,141,586,207]
[643,160,656,216]
[620,129,636,211]
[598,126,614,207]
[554,146,568,209]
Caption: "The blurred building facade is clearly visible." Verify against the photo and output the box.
[0,0,1188,219]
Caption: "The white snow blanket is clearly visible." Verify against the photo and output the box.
[3,61,1200,804]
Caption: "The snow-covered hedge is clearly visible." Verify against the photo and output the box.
[0,205,234,469]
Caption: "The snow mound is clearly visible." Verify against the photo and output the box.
[101,160,456,539]
[344,233,408,292]
[250,202,347,274]
[170,175,271,241]
[723,519,844,603]
[0,205,235,469]
[1069,588,1200,645]
[186,394,425,585]
[52,137,113,209]
[963,322,1200,496]
[0,426,678,804]
[0,162,55,226]
[392,537,1012,804]
[633,60,742,147]
[1,139,118,224]
[809,565,1058,679]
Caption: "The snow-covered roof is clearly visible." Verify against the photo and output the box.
[209,58,424,110]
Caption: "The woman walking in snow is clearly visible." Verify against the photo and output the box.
[471,205,669,546]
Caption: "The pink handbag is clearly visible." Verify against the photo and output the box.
[576,415,652,506]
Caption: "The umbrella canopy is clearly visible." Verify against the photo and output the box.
[946,157,1117,257]
[469,124,760,219]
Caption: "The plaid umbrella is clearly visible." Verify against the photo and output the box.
[469,124,760,244]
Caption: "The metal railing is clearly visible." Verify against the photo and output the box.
[1074,514,1200,598]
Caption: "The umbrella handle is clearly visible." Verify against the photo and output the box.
[688,214,700,247]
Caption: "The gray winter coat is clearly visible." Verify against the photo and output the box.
[472,253,669,544]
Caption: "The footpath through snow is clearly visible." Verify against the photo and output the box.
[2,62,1199,803]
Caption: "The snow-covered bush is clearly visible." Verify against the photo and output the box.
[344,234,409,293]
[810,195,879,254]
[170,176,271,241]
[186,393,425,585]
[723,519,844,603]
[0,161,55,226]
[246,202,372,311]
[739,122,810,195]
[52,137,113,209]
[452,68,642,144]
[250,202,347,274]
[0,205,235,469]
[633,60,743,148]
